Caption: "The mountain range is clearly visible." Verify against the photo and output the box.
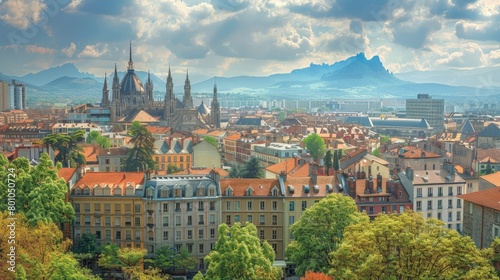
[1,53,499,106]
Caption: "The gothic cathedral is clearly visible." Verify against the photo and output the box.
[101,42,221,131]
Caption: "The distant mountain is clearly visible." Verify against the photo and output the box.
[18,63,98,86]
[43,76,102,89]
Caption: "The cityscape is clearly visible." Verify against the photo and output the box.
[2,0,500,280]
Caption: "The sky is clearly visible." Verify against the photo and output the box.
[0,0,500,81]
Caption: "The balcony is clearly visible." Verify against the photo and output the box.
[175,208,181,212]
[147,210,154,216]
[147,223,155,230]
[198,221,204,225]
[210,206,216,211]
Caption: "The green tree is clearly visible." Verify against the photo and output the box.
[153,245,197,274]
[333,150,339,171]
[0,153,75,226]
[303,133,326,162]
[242,156,263,178]
[204,223,283,280]
[166,164,181,174]
[203,136,218,147]
[372,148,380,157]
[380,134,390,145]
[193,271,204,280]
[286,194,368,276]
[324,150,333,175]
[98,244,147,278]
[87,130,111,149]
[229,163,244,178]
[123,121,156,172]
[43,130,86,167]
[331,211,498,280]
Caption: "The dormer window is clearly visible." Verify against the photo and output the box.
[245,187,254,196]
[146,188,154,199]
[198,188,205,197]
[83,187,90,196]
[225,188,233,196]
[174,187,182,197]
[271,187,279,196]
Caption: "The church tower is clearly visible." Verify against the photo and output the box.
[211,81,221,129]
[101,73,110,107]
[111,64,121,122]
[164,67,176,126]
[145,70,154,102]
[183,70,193,108]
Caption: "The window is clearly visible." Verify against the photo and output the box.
[260,201,265,210]
[289,216,295,225]
[126,230,132,240]
[84,203,90,213]
[187,216,192,226]
[448,186,453,196]
[428,188,433,197]
[125,204,131,213]
[114,204,121,213]
[457,223,461,232]
[135,230,141,240]
[247,215,253,223]
[187,244,193,253]
[198,201,204,211]
[260,215,265,225]
[259,229,265,239]
[456,211,461,221]
[417,188,422,197]
[187,202,193,211]
[199,259,204,270]
[416,201,422,211]
[448,212,452,222]
[95,217,101,225]
[115,217,121,226]
[438,200,442,209]
[176,230,181,240]
[105,230,111,239]
[199,244,204,254]
[272,188,279,196]
[226,201,231,210]
[134,204,141,213]
[210,201,216,210]
[115,230,121,240]
[125,217,131,226]
[457,199,462,208]
[94,203,101,212]
[427,201,432,210]
[74,204,80,213]
[175,202,181,212]
[272,229,277,239]
[226,215,231,225]
[437,212,442,220]
[105,217,111,226]
[210,228,215,239]
[289,201,295,211]
[209,214,215,225]
[85,216,91,225]
[187,230,192,240]
[235,201,240,210]
[198,214,204,225]
[448,199,453,209]
[176,216,181,226]
[438,187,443,196]
[272,201,278,211]
[381,206,387,213]
[272,243,277,254]
[162,217,169,227]
[457,186,462,195]
[247,201,252,210]
[235,215,240,223]
[272,215,278,225]
[199,229,204,239]
[162,203,168,213]
[301,201,307,211]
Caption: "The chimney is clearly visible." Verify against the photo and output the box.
[393,180,402,199]
[348,177,356,198]
[210,169,220,184]
[405,166,414,182]
[386,179,393,194]
[311,170,318,185]
[279,171,287,183]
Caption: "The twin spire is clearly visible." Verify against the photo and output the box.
[127,41,134,70]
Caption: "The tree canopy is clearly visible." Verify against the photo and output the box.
[324,150,333,175]
[286,194,368,276]
[87,130,111,149]
[43,129,86,167]
[203,136,218,147]
[242,156,263,178]
[152,245,197,274]
[303,133,326,161]
[123,121,157,172]
[0,153,74,226]
[331,211,498,280]
[204,223,282,280]
[98,244,147,277]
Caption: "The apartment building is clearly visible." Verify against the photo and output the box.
[406,94,444,132]
[153,137,193,173]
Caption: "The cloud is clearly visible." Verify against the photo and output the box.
[390,18,442,49]
[0,0,47,30]
[77,43,108,58]
[61,42,76,57]
[487,49,500,65]
[68,0,134,15]
[455,19,500,41]
[210,0,250,12]
[25,44,55,54]
[436,42,487,67]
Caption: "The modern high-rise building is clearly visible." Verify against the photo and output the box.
[406,94,444,132]
[8,80,27,110]
[0,81,9,111]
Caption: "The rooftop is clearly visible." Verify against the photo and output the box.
[459,187,500,211]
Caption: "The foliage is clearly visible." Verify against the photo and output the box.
[98,244,148,277]
[301,271,334,280]
[153,245,197,273]
[229,163,244,178]
[166,164,181,174]
[203,136,218,147]
[324,150,332,175]
[372,148,380,157]
[73,233,99,254]
[0,153,75,226]
[87,130,111,149]
[303,133,326,161]
[123,121,157,172]
[43,129,86,167]
[130,267,172,280]
[333,150,339,171]
[204,223,282,280]
[193,271,204,280]
[0,213,97,280]
[331,211,498,280]
[380,134,390,145]
[286,194,368,276]
[242,156,263,178]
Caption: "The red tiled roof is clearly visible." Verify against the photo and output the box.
[459,187,500,211]
[147,126,171,134]
[82,144,99,163]
[225,134,241,141]
[58,168,76,182]
[73,172,145,194]
[220,178,281,196]
[480,172,500,187]
[283,176,337,197]
[265,158,297,174]
[175,167,229,177]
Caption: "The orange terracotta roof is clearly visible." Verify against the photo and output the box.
[147,126,171,134]
[82,145,99,163]
[191,129,209,135]
[73,172,145,194]
[265,158,297,174]
[58,168,77,182]
[225,134,242,141]
[283,176,337,197]
[400,146,441,159]
[220,178,281,196]
[459,187,500,211]
[175,167,229,177]
[207,130,226,137]
[480,172,500,187]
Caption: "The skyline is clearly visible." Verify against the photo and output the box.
[0,0,500,80]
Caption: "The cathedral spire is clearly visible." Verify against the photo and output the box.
[211,77,221,128]
[103,73,108,91]
[147,69,151,83]
[186,69,189,82]
[128,41,134,70]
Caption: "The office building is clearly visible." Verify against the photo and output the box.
[406,94,444,132]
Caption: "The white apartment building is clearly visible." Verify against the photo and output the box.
[410,169,466,232]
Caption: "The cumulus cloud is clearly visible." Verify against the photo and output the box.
[390,18,442,49]
[487,49,500,65]
[77,43,108,58]
[455,19,500,41]
[25,44,55,54]
[436,42,487,67]
[61,42,76,57]
[0,0,47,30]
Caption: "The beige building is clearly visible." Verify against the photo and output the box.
[143,173,222,272]
[0,81,8,111]
[220,178,285,260]
[98,148,129,172]
[192,140,221,168]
